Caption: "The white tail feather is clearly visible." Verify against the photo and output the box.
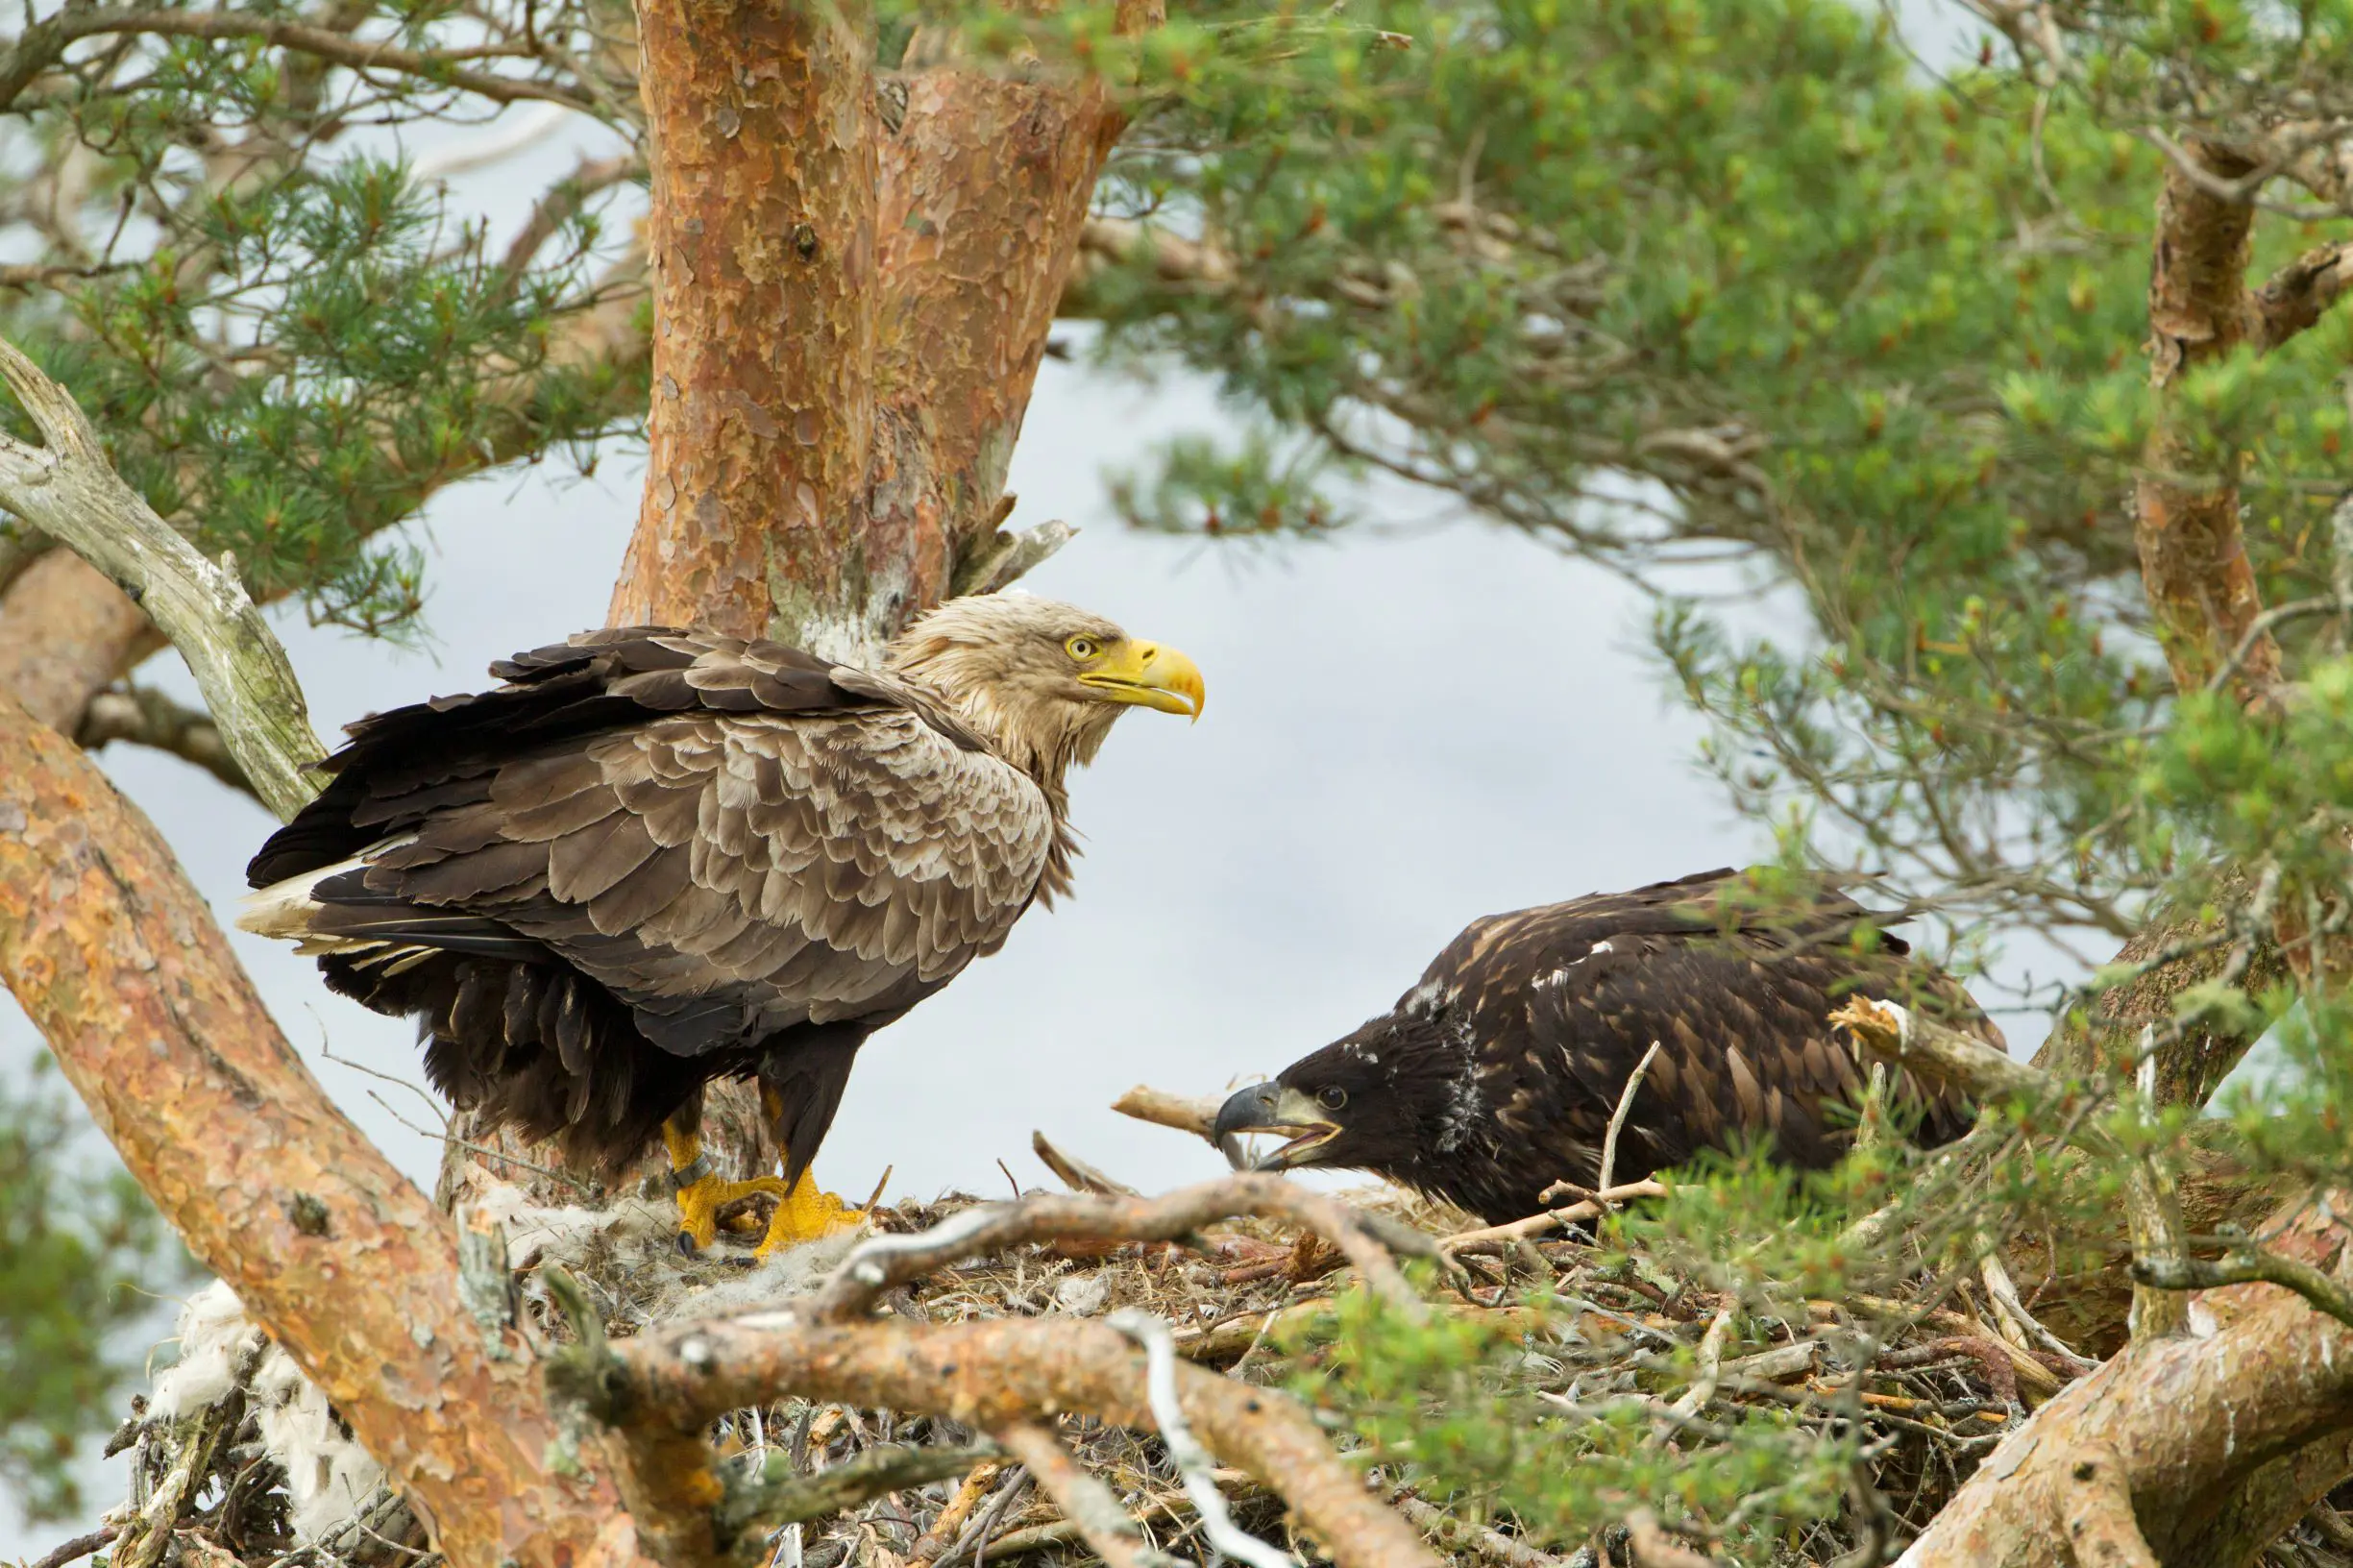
[235,840,412,946]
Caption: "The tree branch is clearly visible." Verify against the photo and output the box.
[1112,1084,1227,1139]
[1827,997,2071,1117]
[2250,240,2353,351]
[716,1442,1001,1554]
[1389,1496,1558,1568]
[0,336,323,818]
[2056,1447,2157,1568]
[0,8,598,113]
[76,683,258,801]
[949,519,1077,599]
[2132,1250,2353,1332]
[2133,136,2282,703]
[1624,1511,1721,1568]
[549,1312,1444,1568]
[1897,1197,2353,1564]
[812,1173,1434,1321]
[1436,1181,1669,1255]
[1108,1310,1295,1568]
[0,695,650,1568]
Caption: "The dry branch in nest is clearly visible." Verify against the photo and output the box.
[542,1178,1446,1568]
[96,1089,2353,1568]
[85,1127,2151,1568]
[811,1173,1442,1321]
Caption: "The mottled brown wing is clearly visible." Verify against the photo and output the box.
[353,706,1052,1056]
[257,628,1053,1058]
[1445,870,1985,1186]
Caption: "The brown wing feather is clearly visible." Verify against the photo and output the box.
[1288,868,1993,1221]
[247,626,1054,1176]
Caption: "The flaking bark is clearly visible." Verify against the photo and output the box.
[0,694,654,1568]
[1898,1207,2353,1567]
[609,0,879,650]
[862,65,1131,640]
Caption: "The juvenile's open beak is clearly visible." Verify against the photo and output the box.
[1212,1083,1341,1171]
[1079,638,1205,722]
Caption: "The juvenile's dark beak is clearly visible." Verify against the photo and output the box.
[1212,1082,1341,1171]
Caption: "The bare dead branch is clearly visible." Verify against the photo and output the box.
[906,1461,1009,1567]
[1108,1311,1293,1568]
[1031,1130,1140,1196]
[76,683,257,800]
[0,336,323,817]
[717,1442,1001,1549]
[28,1528,119,1568]
[813,1174,1433,1320]
[1595,1040,1662,1196]
[1979,1250,2100,1373]
[1671,1304,1735,1419]
[548,1312,1445,1568]
[1437,1182,1668,1254]
[951,521,1078,600]
[2131,1250,2353,1332]
[992,1421,1180,1568]
[1830,997,2060,1113]
[1389,1497,1558,1568]
[1112,1084,1227,1139]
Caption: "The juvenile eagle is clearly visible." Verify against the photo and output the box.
[1212,868,1986,1222]
[242,596,1203,1256]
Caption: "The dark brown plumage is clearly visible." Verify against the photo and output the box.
[1212,868,1989,1222]
[241,599,1203,1222]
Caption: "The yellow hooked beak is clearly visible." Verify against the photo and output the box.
[1078,637,1206,722]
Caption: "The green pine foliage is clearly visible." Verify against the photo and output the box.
[0,0,648,638]
[38,154,630,635]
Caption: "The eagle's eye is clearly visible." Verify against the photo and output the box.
[1317,1086,1348,1111]
[1065,635,1101,661]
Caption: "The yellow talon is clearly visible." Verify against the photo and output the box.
[664,1112,866,1257]
[674,1170,797,1254]
[750,1168,867,1258]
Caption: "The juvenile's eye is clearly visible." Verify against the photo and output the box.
[1066,636,1100,661]
[1318,1086,1348,1111]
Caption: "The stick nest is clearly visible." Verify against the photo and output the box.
[74,1163,2353,1568]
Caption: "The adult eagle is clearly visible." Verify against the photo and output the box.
[241,596,1203,1256]
[1212,868,1986,1222]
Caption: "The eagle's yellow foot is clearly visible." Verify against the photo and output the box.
[749,1168,867,1259]
[674,1170,797,1257]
